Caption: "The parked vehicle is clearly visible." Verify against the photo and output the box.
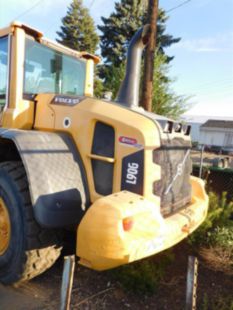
[0,22,208,284]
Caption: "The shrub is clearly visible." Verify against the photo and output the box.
[200,226,233,275]
[188,192,233,246]
[207,226,233,249]
[189,191,233,274]
[112,250,174,295]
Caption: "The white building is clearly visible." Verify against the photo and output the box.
[181,115,208,142]
[200,120,233,147]
[181,115,233,145]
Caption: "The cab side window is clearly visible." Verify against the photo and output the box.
[0,36,9,117]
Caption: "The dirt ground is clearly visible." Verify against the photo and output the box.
[0,242,232,310]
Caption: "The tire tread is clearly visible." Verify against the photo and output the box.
[0,161,62,284]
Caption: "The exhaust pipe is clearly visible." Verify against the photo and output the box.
[116,25,150,108]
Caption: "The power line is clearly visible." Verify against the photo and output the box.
[13,0,45,21]
[166,0,191,13]
[89,0,95,9]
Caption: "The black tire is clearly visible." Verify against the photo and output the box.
[0,161,62,285]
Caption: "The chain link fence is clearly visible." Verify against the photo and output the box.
[192,165,233,202]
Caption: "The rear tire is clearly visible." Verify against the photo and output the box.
[0,161,62,285]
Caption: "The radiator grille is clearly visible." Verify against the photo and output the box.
[153,138,192,216]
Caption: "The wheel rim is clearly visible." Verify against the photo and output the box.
[0,197,11,255]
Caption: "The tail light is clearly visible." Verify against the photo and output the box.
[122,217,134,231]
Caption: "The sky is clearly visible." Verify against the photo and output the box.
[0,0,233,117]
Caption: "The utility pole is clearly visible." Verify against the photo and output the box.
[141,0,159,111]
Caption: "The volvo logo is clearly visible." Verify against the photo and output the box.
[51,95,83,106]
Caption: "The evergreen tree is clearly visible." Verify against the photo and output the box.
[98,2,179,66]
[102,63,126,99]
[152,52,189,119]
[156,9,180,63]
[98,1,189,118]
[98,0,147,66]
[57,0,99,53]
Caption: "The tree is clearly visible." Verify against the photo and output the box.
[57,0,99,54]
[98,0,147,67]
[156,9,180,63]
[101,63,126,99]
[94,73,105,98]
[98,1,189,118]
[152,52,189,119]
[97,0,147,98]
[98,2,179,67]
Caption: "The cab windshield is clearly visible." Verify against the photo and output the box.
[24,38,86,97]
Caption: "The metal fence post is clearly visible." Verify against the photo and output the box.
[199,145,205,178]
[60,255,75,310]
[185,256,198,310]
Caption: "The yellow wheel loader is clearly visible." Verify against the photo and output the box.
[0,22,208,285]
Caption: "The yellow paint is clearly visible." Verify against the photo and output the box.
[84,59,94,96]
[0,198,11,255]
[1,26,34,129]
[77,180,208,270]
[11,21,43,39]
[34,95,160,203]
[0,26,12,37]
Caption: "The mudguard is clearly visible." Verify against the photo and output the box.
[0,129,90,227]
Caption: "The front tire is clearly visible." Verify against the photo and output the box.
[0,161,62,285]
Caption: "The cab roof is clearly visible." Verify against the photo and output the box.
[1,21,100,64]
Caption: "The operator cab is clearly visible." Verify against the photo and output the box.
[0,21,99,128]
